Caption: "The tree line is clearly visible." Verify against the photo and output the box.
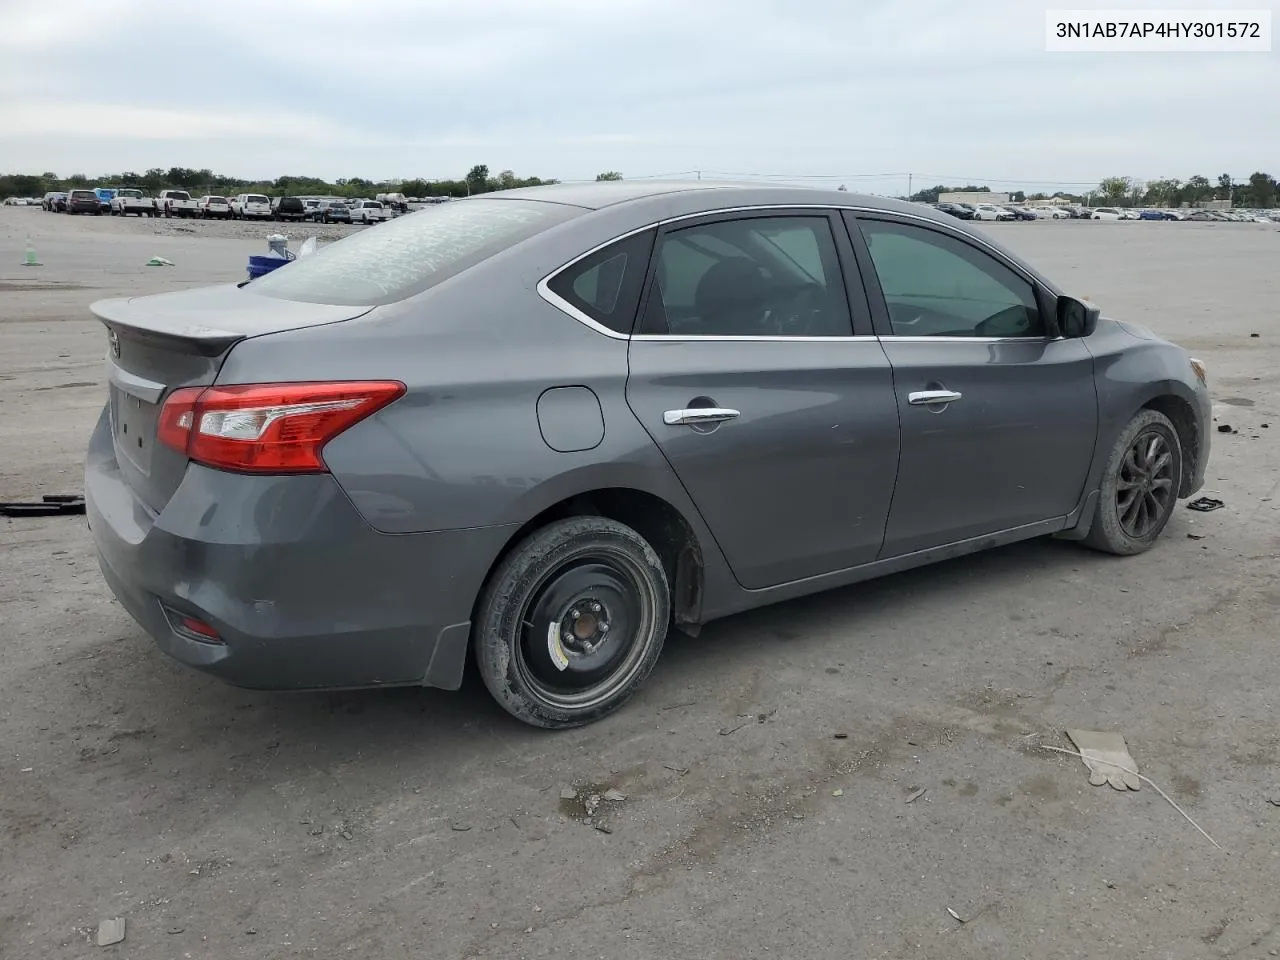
[909,171,1278,208]
[0,165,628,201]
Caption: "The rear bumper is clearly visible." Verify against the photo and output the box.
[85,407,515,692]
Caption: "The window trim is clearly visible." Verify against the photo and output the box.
[537,204,1056,343]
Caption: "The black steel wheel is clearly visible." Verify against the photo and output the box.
[1084,408,1183,555]
[474,517,670,728]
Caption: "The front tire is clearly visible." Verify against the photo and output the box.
[1083,409,1183,555]
[474,517,671,729]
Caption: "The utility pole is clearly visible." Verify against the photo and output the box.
[695,170,701,180]
[907,172,912,198]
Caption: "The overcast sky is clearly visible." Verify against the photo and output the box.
[1,0,1275,192]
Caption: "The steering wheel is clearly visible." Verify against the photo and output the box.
[765,283,829,335]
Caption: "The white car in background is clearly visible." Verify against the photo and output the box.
[197,195,232,219]
[110,189,156,217]
[230,193,272,220]
[1035,207,1071,219]
[1091,207,1124,220]
[971,203,1013,221]
[352,199,389,224]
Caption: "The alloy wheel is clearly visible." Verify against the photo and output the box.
[1116,429,1175,538]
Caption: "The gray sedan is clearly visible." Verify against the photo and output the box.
[85,181,1211,728]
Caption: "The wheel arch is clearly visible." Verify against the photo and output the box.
[1140,392,1200,497]
[475,486,706,634]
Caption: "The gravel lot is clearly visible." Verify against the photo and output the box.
[2,207,1278,960]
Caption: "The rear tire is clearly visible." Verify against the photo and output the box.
[474,517,670,729]
[1083,409,1183,556]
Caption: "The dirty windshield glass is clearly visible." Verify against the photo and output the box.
[249,198,580,306]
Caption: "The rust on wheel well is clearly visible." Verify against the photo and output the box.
[490,489,705,630]
[1142,395,1199,497]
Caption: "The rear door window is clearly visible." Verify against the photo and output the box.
[640,215,854,337]
[250,198,581,306]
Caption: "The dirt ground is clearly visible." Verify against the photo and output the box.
[2,206,1278,960]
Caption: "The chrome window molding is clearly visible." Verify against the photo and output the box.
[537,204,1050,343]
[630,334,880,343]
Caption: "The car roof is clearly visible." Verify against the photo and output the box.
[489,178,931,218]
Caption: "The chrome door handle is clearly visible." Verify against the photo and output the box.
[908,390,963,406]
[663,407,741,426]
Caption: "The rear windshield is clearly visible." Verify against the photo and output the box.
[363,201,382,208]
[250,198,580,306]
[167,191,190,200]
[246,195,268,203]
[207,196,227,203]
[118,189,142,198]
[71,190,96,199]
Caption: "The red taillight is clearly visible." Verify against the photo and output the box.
[157,381,405,473]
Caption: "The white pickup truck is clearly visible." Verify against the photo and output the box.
[157,190,199,218]
[110,189,156,217]
[230,193,272,220]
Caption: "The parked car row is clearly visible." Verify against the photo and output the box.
[929,200,1280,224]
[292,196,392,224]
[33,188,397,224]
[1084,206,1279,222]
[931,201,1070,221]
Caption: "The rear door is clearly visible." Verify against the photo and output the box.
[845,212,1098,557]
[622,210,900,590]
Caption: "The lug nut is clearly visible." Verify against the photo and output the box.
[570,608,580,619]
[599,623,609,633]
[590,602,601,613]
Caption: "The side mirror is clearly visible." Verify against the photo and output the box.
[1057,295,1100,338]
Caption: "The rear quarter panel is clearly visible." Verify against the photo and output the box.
[214,206,734,586]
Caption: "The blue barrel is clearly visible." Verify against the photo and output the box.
[247,254,290,280]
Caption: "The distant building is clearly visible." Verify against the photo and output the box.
[938,191,1010,205]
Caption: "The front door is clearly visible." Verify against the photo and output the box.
[624,211,901,590]
[847,213,1098,557]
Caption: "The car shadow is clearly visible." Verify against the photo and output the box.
[56,528,1164,822]
[99,535,1087,755]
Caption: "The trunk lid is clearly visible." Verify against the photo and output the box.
[93,285,373,514]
